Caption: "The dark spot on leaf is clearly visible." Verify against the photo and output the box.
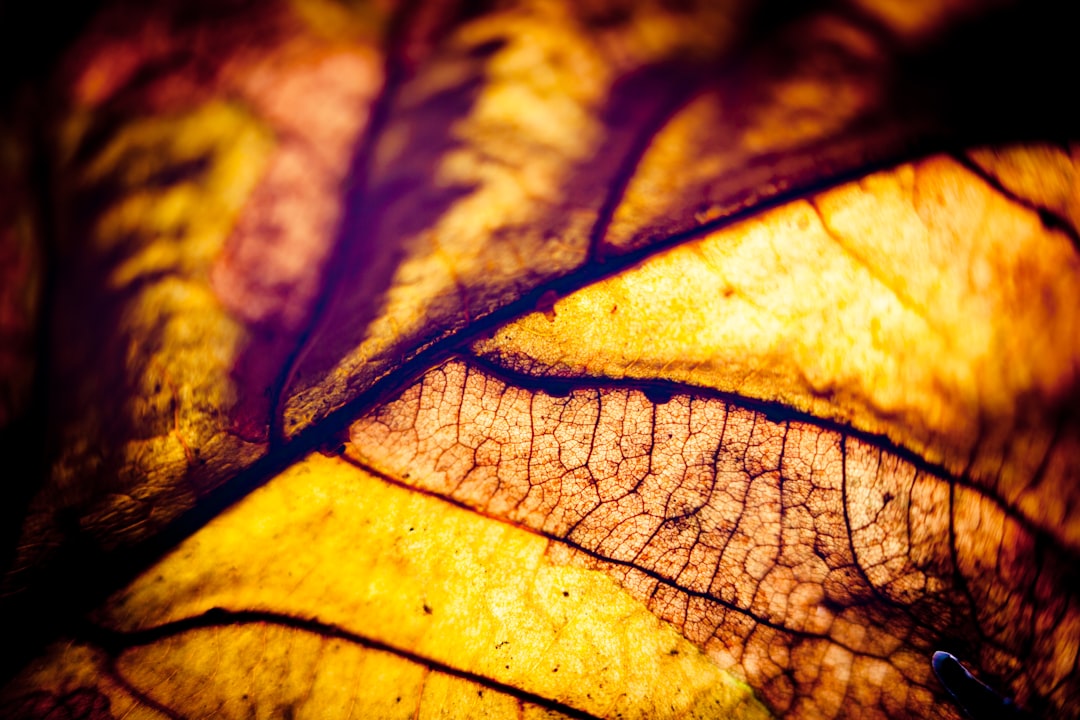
[642,387,673,405]
[542,382,574,398]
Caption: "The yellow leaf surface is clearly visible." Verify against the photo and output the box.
[474,155,1080,552]
[1,454,770,720]
[1,2,1079,719]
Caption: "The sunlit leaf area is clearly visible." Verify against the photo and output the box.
[1,1,1078,718]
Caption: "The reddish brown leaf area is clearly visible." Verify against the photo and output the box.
[348,360,1080,719]
[1,0,391,599]
[59,0,385,444]
[208,45,382,440]
[61,1,293,111]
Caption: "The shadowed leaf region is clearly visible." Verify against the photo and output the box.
[4,0,388,602]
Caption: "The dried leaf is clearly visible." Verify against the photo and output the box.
[2,2,1079,719]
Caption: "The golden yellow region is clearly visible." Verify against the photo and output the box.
[475,155,1080,549]
[2,452,776,716]
[7,631,665,720]
[2,630,588,720]
[116,627,594,720]
[19,453,767,719]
